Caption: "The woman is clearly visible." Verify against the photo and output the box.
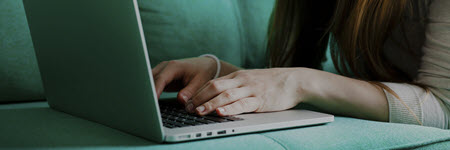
[152,0,449,129]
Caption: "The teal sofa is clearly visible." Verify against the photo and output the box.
[1,0,449,149]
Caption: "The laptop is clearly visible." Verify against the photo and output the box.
[23,0,333,143]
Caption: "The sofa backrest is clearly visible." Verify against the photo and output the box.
[0,0,275,102]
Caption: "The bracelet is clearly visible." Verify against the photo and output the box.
[199,54,221,79]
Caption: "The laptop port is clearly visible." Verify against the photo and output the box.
[178,134,191,139]
[196,133,201,137]
[207,132,212,136]
[217,130,226,135]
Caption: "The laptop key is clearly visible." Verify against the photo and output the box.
[175,117,187,122]
[185,115,197,120]
[161,113,170,119]
[164,124,175,128]
[166,115,178,120]
[168,111,178,116]
[165,119,189,127]
[178,123,191,127]
[184,120,202,126]
[194,118,215,124]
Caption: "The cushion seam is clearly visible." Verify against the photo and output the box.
[259,134,288,150]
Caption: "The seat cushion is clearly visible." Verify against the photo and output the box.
[261,117,450,149]
[1,102,449,150]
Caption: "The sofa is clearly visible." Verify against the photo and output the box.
[1,0,449,149]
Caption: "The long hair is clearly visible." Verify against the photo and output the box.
[267,0,410,82]
[267,0,429,125]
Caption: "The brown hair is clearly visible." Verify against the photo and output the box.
[267,0,429,125]
[267,0,411,82]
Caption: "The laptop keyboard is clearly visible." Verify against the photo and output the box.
[159,103,243,128]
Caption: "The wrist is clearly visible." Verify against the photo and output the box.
[199,54,221,79]
[218,60,242,77]
[292,68,328,104]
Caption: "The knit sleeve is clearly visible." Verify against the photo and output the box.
[383,0,450,129]
[383,83,449,129]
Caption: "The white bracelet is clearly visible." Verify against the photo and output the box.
[199,54,221,79]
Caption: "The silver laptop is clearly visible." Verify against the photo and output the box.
[23,0,333,143]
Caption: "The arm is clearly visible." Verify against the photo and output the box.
[305,68,449,128]
[304,0,450,128]
[301,69,389,122]
[185,67,390,120]
[381,0,450,128]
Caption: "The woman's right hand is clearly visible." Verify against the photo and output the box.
[152,57,221,104]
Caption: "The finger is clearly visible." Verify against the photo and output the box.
[184,71,239,113]
[191,70,238,97]
[216,97,259,116]
[190,71,242,101]
[154,64,184,98]
[195,87,253,115]
[177,75,208,104]
[152,61,168,77]
[187,79,242,112]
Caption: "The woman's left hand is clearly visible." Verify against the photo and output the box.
[185,68,315,116]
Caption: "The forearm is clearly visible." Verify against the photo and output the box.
[300,68,389,121]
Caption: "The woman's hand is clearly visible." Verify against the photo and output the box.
[186,68,315,116]
[152,58,217,104]
[152,57,240,104]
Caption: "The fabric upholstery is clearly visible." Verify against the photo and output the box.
[139,0,273,69]
[0,102,449,150]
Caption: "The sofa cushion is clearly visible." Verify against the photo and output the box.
[261,117,450,149]
[1,102,449,149]
[0,0,275,102]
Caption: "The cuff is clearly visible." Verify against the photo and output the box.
[382,83,423,125]
[382,82,448,129]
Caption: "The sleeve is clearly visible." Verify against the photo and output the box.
[383,0,450,129]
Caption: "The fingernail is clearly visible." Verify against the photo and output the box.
[181,95,188,101]
[196,106,205,113]
[181,95,189,103]
[217,107,225,113]
[186,103,194,112]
